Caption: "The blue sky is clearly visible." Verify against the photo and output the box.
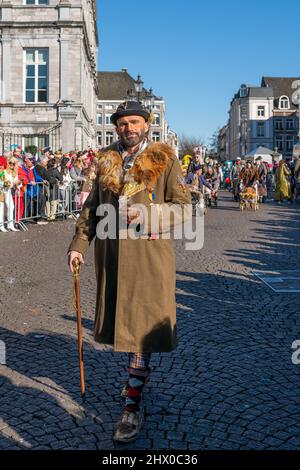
[96,0,300,143]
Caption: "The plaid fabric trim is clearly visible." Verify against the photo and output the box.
[128,352,151,371]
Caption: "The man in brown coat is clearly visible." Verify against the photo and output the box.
[68,101,191,442]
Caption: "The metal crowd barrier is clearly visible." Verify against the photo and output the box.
[0,181,83,232]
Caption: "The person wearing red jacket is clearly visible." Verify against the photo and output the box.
[16,161,30,224]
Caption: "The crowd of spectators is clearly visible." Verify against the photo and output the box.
[0,146,98,232]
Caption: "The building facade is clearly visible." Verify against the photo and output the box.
[0,0,98,153]
[224,77,300,161]
[227,84,274,161]
[96,69,178,155]
[262,77,300,159]
[217,123,229,161]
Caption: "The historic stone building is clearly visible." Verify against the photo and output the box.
[0,0,98,153]
[96,69,178,155]
[224,77,300,161]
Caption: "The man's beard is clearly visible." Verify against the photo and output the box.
[119,129,146,148]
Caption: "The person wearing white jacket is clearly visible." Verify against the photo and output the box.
[3,157,21,231]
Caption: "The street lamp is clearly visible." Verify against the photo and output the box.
[134,74,144,102]
[144,88,155,110]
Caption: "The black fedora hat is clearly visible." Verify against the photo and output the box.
[111,101,150,126]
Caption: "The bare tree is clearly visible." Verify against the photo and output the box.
[178,134,205,159]
[208,127,221,154]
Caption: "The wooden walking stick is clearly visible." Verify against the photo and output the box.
[72,257,86,401]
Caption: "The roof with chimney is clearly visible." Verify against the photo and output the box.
[97,69,161,101]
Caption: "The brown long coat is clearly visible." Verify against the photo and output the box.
[68,142,191,353]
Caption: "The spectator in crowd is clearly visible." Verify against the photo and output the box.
[70,158,86,184]
[35,154,50,180]
[0,157,8,232]
[46,158,63,221]
[59,160,73,215]
[70,158,86,211]
[77,164,96,209]
[19,155,48,225]
[4,157,22,231]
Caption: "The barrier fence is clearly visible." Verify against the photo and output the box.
[0,181,82,232]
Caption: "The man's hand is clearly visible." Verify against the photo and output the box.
[127,205,143,225]
[68,251,84,273]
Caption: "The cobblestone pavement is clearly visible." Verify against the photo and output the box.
[1,191,300,450]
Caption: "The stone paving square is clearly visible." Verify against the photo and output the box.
[253,270,300,293]
[1,193,300,451]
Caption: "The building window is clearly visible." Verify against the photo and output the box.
[153,114,160,126]
[24,48,48,103]
[279,96,290,109]
[25,0,49,4]
[257,106,265,117]
[23,135,49,153]
[275,135,283,151]
[286,135,294,151]
[105,114,112,125]
[97,114,102,125]
[97,103,102,110]
[97,132,102,147]
[105,105,114,110]
[240,106,247,119]
[152,132,160,142]
[240,84,247,98]
[105,131,114,146]
[257,122,265,137]
[275,118,284,131]
[286,118,294,131]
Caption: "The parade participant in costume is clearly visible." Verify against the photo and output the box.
[256,157,268,203]
[67,101,191,443]
[180,154,192,177]
[275,160,291,202]
[231,158,242,201]
[239,161,259,189]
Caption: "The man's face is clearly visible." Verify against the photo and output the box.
[25,159,33,169]
[116,115,149,148]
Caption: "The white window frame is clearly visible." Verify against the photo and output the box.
[105,131,114,147]
[257,106,265,117]
[152,131,160,142]
[153,113,160,126]
[97,131,102,147]
[24,48,49,104]
[24,0,49,5]
[279,95,290,110]
[97,114,103,125]
[105,114,112,125]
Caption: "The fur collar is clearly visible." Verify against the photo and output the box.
[97,142,174,195]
